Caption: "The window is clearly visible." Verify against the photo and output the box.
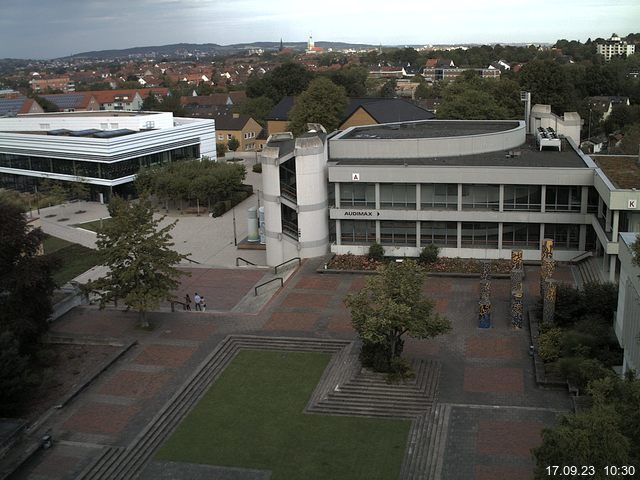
[341,220,376,244]
[544,224,579,249]
[109,123,118,129]
[502,223,540,248]
[218,135,224,140]
[227,134,232,140]
[421,184,457,210]
[380,221,416,246]
[461,223,499,247]
[340,183,375,208]
[380,184,416,209]
[461,185,499,210]
[503,185,541,211]
[100,123,108,129]
[420,221,457,247]
[39,123,50,130]
[545,186,581,212]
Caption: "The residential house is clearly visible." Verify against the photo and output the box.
[265,96,435,136]
[39,92,100,112]
[180,92,247,118]
[588,96,631,121]
[0,96,44,117]
[215,113,262,151]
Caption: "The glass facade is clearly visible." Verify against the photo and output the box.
[340,220,376,244]
[340,183,375,208]
[545,186,581,212]
[380,221,416,246]
[502,223,540,248]
[503,185,541,211]
[544,223,579,249]
[461,222,500,247]
[421,184,457,210]
[380,184,416,209]
[461,184,500,210]
[0,145,199,181]
[420,221,457,247]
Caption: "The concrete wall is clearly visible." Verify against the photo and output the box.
[329,121,525,159]
[615,232,640,376]
[529,104,581,145]
[1,111,174,131]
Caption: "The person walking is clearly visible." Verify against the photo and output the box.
[194,292,201,311]
[184,294,191,311]
[201,296,207,312]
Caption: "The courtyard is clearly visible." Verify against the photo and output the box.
[7,258,572,480]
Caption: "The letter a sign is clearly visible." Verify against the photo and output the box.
[352,173,360,181]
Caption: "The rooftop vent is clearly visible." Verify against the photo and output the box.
[536,127,561,151]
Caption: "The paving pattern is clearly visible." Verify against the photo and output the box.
[9,261,575,480]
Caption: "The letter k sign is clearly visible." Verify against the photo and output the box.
[629,199,637,209]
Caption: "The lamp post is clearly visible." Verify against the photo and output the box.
[588,108,592,141]
[232,207,237,246]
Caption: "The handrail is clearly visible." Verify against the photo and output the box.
[568,250,593,265]
[184,256,201,265]
[168,299,189,312]
[236,257,257,266]
[274,256,301,274]
[255,277,283,296]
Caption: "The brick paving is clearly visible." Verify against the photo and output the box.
[13,261,577,479]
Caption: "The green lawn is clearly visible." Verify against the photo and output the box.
[42,235,101,285]
[73,218,112,232]
[156,350,410,480]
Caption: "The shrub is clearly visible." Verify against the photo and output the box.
[211,201,226,217]
[368,242,384,261]
[419,244,440,264]
[552,283,585,327]
[556,356,613,391]
[537,327,563,361]
[582,282,618,321]
[216,142,227,157]
[252,163,262,173]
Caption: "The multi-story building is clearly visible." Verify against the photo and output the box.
[0,111,215,201]
[614,232,640,376]
[215,114,262,152]
[259,107,640,284]
[29,76,75,93]
[596,33,636,62]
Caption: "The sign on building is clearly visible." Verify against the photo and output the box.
[352,173,360,181]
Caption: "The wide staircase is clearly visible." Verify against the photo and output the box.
[76,336,350,480]
[575,255,606,285]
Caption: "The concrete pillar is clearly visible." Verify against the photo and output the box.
[499,185,504,213]
[457,184,463,211]
[335,220,341,245]
[416,184,421,211]
[376,220,381,243]
[375,183,380,210]
[540,185,546,213]
[580,186,589,214]
[498,223,503,252]
[609,255,617,283]
[579,224,587,251]
[612,210,620,240]
[605,207,612,233]
[457,221,462,249]
[415,221,420,248]
[261,145,285,267]
[335,183,341,208]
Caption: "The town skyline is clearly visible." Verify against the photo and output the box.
[1,0,638,59]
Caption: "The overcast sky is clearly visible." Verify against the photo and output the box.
[1,0,639,59]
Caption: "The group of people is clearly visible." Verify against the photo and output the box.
[183,292,206,311]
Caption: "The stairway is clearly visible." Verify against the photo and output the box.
[76,335,350,480]
[308,359,440,419]
[576,256,606,286]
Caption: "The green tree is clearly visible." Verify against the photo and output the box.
[227,136,240,152]
[344,260,451,372]
[0,331,30,415]
[288,77,348,135]
[323,66,369,97]
[438,87,508,120]
[533,406,630,479]
[86,197,188,328]
[246,62,314,103]
[379,79,397,98]
[240,95,274,127]
[518,59,574,112]
[0,199,55,348]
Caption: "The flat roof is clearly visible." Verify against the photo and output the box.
[593,155,640,189]
[18,111,162,118]
[330,137,588,169]
[339,120,521,140]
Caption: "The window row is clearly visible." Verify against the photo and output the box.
[0,145,199,180]
[336,183,596,213]
[340,220,581,249]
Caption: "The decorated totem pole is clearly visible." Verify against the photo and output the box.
[510,249,524,328]
[478,260,491,328]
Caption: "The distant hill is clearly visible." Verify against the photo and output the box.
[64,41,381,60]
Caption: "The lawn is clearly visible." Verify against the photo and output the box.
[73,218,112,232]
[42,235,101,285]
[156,350,411,480]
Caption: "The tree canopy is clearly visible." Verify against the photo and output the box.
[345,260,451,372]
[287,77,348,135]
[246,62,315,104]
[87,197,188,327]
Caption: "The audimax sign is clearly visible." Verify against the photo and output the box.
[343,211,381,217]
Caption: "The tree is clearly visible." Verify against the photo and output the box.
[518,59,575,113]
[323,66,369,97]
[0,331,29,415]
[86,197,188,328]
[0,199,56,348]
[379,79,397,98]
[246,62,315,103]
[227,136,240,152]
[239,95,274,127]
[287,77,348,135]
[344,260,451,372]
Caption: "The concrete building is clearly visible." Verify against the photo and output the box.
[596,34,636,62]
[614,232,640,376]
[0,111,215,201]
[259,107,640,283]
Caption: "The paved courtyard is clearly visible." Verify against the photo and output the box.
[9,259,573,480]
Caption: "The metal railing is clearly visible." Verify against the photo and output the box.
[274,257,301,274]
[255,277,283,296]
[236,257,257,266]
[183,256,201,265]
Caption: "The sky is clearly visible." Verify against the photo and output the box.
[1,0,639,59]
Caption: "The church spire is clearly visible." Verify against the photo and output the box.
[279,38,283,52]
